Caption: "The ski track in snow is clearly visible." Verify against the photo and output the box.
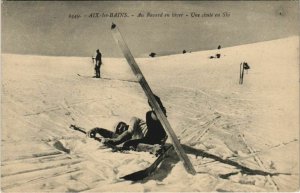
[1,36,299,192]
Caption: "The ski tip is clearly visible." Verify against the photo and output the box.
[120,172,145,181]
[111,23,116,29]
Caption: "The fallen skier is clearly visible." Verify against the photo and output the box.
[70,95,168,153]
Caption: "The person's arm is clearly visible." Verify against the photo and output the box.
[105,130,131,145]
[86,127,102,138]
[86,127,116,138]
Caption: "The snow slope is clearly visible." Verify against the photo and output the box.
[1,36,299,192]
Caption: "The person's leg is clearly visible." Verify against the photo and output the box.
[122,138,163,155]
[128,117,140,131]
[98,65,101,78]
[122,138,146,150]
[95,67,99,78]
[94,65,97,77]
[121,117,151,149]
[128,117,148,140]
[98,66,101,78]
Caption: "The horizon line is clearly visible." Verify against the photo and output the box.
[2,35,297,59]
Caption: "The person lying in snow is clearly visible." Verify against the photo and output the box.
[72,95,168,151]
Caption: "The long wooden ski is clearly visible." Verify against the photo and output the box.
[111,23,196,175]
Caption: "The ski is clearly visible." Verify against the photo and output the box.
[77,74,100,79]
[120,145,174,181]
[77,74,138,83]
[111,23,196,175]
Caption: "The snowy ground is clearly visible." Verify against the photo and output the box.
[1,36,299,192]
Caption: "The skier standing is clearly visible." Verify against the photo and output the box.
[92,49,102,78]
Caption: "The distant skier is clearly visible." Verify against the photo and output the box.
[70,95,167,150]
[239,62,250,84]
[149,52,156,57]
[92,49,102,78]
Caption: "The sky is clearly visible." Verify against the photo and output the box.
[1,1,299,57]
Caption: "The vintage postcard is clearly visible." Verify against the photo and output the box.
[1,1,299,192]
